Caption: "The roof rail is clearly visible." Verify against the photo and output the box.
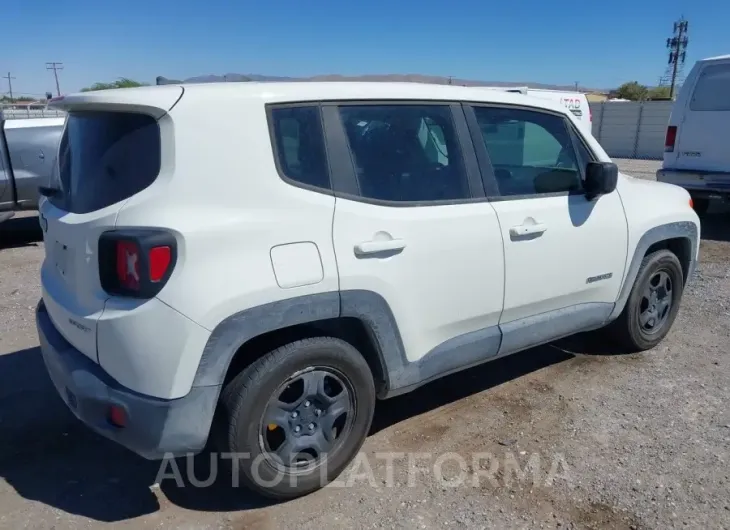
[480,86,529,95]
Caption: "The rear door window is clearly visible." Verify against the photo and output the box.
[690,63,730,111]
[52,111,161,213]
[338,104,470,202]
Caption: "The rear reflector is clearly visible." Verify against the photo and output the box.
[108,405,127,428]
[665,126,677,152]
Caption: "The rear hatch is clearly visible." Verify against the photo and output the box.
[39,86,182,362]
[672,59,730,173]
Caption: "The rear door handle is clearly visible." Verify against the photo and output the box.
[509,223,547,237]
[354,239,406,256]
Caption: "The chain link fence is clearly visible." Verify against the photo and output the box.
[0,104,66,119]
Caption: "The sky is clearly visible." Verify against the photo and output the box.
[2,0,728,98]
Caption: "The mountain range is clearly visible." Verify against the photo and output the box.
[155,73,605,93]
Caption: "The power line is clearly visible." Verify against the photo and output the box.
[3,72,15,100]
[659,17,689,99]
[46,62,64,96]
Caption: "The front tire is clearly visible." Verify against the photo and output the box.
[609,249,684,352]
[219,337,375,499]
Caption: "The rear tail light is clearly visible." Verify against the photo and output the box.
[665,126,678,152]
[99,230,177,298]
[148,246,172,282]
[115,240,141,291]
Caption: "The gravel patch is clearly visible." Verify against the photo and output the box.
[614,159,662,181]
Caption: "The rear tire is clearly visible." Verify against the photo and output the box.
[609,249,684,353]
[219,337,375,499]
[690,196,710,216]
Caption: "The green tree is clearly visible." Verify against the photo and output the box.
[80,78,147,92]
[647,86,672,100]
[614,81,649,101]
[0,95,36,103]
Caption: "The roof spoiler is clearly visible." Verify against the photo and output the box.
[48,85,184,119]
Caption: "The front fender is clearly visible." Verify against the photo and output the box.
[609,221,699,321]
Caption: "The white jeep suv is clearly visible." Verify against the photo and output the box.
[37,82,700,499]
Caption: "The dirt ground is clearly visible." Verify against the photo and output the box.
[0,162,728,529]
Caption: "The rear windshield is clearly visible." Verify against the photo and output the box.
[690,63,730,111]
[51,111,161,213]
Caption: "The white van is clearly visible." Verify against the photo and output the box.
[657,54,730,214]
[482,86,592,134]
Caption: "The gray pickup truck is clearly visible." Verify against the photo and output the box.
[0,113,65,223]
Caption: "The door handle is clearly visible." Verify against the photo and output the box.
[354,239,406,256]
[509,223,547,237]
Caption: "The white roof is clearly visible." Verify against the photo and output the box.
[54,81,572,117]
[187,81,569,111]
[699,54,730,62]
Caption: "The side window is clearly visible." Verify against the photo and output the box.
[338,104,470,202]
[270,106,330,190]
[690,63,730,111]
[571,129,594,172]
[473,106,582,197]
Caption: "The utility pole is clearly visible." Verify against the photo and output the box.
[447,76,453,85]
[660,18,689,99]
[574,81,579,92]
[46,62,64,96]
[3,72,15,101]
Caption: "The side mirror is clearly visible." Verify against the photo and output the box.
[584,162,618,199]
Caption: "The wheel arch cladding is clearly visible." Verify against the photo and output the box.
[646,237,692,284]
[193,292,341,388]
[192,291,398,397]
[610,221,698,321]
[193,289,508,401]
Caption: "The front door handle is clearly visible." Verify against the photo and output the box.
[354,239,406,256]
[509,222,547,237]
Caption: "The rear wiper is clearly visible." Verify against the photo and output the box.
[39,186,61,197]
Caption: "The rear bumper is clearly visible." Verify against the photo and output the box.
[656,168,730,197]
[36,300,219,460]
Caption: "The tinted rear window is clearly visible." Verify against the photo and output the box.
[270,106,330,190]
[690,63,730,111]
[51,111,161,213]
